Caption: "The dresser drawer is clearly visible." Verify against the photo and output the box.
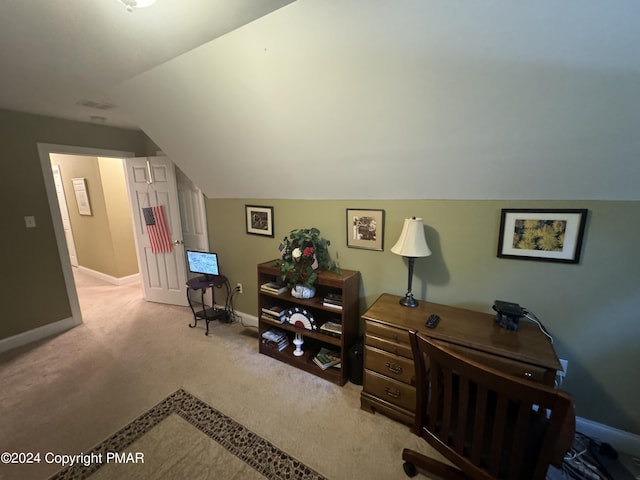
[365,345,415,385]
[435,340,550,384]
[363,370,416,412]
[365,321,412,358]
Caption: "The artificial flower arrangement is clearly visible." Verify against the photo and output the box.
[276,227,339,289]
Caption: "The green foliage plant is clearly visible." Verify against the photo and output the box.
[275,228,340,288]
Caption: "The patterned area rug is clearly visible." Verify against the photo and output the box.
[49,389,326,480]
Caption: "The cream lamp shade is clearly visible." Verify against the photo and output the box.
[391,217,431,308]
[391,217,432,258]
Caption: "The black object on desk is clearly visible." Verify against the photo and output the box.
[426,314,440,329]
[186,275,231,335]
[493,299,525,331]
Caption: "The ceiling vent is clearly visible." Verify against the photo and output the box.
[76,99,117,110]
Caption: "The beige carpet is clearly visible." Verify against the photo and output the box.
[49,389,323,480]
[0,269,438,480]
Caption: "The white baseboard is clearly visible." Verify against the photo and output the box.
[214,307,258,329]
[0,316,81,354]
[576,416,640,455]
[237,311,259,329]
[77,266,140,286]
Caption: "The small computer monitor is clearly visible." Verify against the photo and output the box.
[186,250,220,278]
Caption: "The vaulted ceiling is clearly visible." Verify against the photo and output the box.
[0,0,294,128]
[3,1,639,200]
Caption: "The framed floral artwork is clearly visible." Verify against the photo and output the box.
[497,208,588,263]
[245,205,274,237]
[346,208,385,251]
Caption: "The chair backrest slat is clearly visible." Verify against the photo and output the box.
[508,402,535,477]
[454,377,471,454]
[470,384,488,464]
[426,353,439,432]
[488,396,508,476]
[440,367,454,443]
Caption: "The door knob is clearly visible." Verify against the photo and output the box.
[173,239,184,245]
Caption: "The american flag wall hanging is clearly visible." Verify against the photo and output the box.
[142,205,173,254]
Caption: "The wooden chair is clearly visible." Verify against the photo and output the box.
[402,331,575,480]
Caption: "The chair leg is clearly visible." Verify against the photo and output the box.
[402,448,470,480]
[403,459,418,477]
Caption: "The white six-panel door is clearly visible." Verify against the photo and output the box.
[176,166,209,254]
[124,156,188,306]
[176,166,211,305]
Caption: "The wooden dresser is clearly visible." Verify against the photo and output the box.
[360,293,562,426]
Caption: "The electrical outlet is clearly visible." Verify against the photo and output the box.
[236,283,243,294]
[558,358,568,378]
[24,216,37,228]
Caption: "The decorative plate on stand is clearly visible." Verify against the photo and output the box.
[285,306,317,330]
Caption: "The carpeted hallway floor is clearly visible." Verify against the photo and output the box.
[0,269,437,480]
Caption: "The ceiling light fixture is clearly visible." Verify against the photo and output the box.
[117,0,157,13]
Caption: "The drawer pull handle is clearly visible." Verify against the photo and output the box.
[524,372,533,378]
[385,387,401,399]
[385,362,403,374]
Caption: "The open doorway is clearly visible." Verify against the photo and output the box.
[38,143,209,331]
[49,153,140,286]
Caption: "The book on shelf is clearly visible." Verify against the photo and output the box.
[322,301,342,310]
[319,321,342,336]
[262,304,287,317]
[260,281,288,295]
[261,337,289,351]
[322,293,343,309]
[261,305,287,322]
[313,347,341,370]
[262,328,288,343]
[261,314,287,324]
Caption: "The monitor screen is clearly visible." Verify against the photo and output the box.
[186,250,220,277]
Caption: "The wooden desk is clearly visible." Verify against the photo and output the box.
[360,293,561,426]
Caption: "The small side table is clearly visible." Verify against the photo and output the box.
[186,275,231,335]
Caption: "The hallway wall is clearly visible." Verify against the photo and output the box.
[50,154,137,279]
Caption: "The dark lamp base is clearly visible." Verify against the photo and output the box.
[399,294,419,308]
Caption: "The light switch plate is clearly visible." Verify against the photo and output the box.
[24,216,36,228]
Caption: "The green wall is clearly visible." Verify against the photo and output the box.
[206,198,640,435]
[0,108,155,339]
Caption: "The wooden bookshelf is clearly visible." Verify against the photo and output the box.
[257,260,360,386]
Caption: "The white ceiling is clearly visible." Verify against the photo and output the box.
[112,0,640,200]
[0,0,294,129]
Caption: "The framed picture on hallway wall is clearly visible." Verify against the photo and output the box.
[347,208,385,251]
[245,205,274,237]
[497,208,588,263]
[72,177,92,216]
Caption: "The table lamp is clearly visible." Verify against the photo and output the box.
[391,217,432,308]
